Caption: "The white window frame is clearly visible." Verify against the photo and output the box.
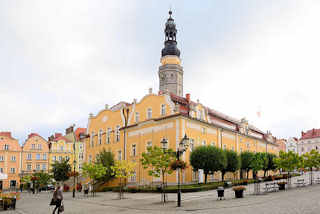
[135,112,140,123]
[11,156,16,162]
[36,154,40,160]
[161,104,166,116]
[106,128,111,144]
[27,154,32,160]
[27,164,32,171]
[98,129,103,145]
[132,144,136,157]
[147,108,152,119]
[116,125,120,142]
[10,168,15,174]
[43,154,47,160]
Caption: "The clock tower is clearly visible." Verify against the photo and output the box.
[159,11,184,97]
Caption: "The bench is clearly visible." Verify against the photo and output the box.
[313,178,320,184]
[295,179,306,187]
[264,182,278,192]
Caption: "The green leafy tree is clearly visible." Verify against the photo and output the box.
[275,151,302,186]
[250,152,266,179]
[302,149,320,185]
[51,158,71,183]
[82,163,107,194]
[240,151,254,179]
[190,146,226,184]
[265,153,277,177]
[34,171,52,189]
[111,160,136,199]
[221,150,240,181]
[95,149,115,182]
[140,146,176,202]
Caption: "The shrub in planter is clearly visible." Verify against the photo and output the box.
[232,186,246,198]
[277,181,287,190]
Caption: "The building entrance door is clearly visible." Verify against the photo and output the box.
[10,180,16,189]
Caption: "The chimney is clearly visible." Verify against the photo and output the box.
[301,131,305,137]
[65,126,74,135]
[186,93,190,102]
[148,88,153,94]
[89,113,93,118]
[105,104,109,110]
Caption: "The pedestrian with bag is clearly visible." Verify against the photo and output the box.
[51,185,63,214]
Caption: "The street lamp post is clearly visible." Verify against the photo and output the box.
[122,107,130,161]
[161,134,189,207]
[72,127,76,198]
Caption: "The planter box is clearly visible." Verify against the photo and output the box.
[234,190,244,198]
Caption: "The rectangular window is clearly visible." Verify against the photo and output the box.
[202,127,206,134]
[38,144,42,150]
[53,156,56,161]
[11,156,16,162]
[202,140,206,146]
[36,154,41,160]
[0,156,4,161]
[36,164,40,171]
[161,104,166,116]
[58,156,62,161]
[190,139,194,152]
[192,170,198,181]
[4,144,9,150]
[10,168,15,173]
[27,164,32,171]
[32,144,35,150]
[135,112,140,123]
[79,143,83,150]
[89,155,92,163]
[211,142,215,146]
[118,150,122,161]
[79,153,83,160]
[43,154,47,160]
[42,164,46,170]
[130,171,136,182]
[106,128,111,144]
[223,144,227,150]
[147,108,152,119]
[132,145,136,156]
[90,132,94,147]
[79,164,82,170]
[0,168,3,173]
[116,125,120,142]
[27,154,32,160]
[98,129,103,145]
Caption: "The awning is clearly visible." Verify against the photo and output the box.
[0,173,8,180]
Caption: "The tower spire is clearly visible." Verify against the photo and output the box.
[158,11,184,97]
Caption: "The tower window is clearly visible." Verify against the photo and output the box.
[106,128,111,144]
[98,129,103,145]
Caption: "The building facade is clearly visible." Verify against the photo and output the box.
[48,127,86,172]
[21,133,49,174]
[285,137,298,153]
[84,11,279,186]
[276,139,286,152]
[0,132,21,190]
[297,129,320,155]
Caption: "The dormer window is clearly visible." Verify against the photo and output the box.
[161,104,166,116]
[135,112,140,123]
[4,144,9,150]
[147,108,152,119]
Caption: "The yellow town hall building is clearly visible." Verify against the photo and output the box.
[85,11,279,185]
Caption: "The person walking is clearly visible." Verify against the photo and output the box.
[52,185,63,214]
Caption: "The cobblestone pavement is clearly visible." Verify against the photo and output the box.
[10,173,320,214]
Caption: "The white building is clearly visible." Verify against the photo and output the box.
[285,137,298,153]
[297,129,320,155]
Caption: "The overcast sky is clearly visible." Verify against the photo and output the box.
[1,1,319,143]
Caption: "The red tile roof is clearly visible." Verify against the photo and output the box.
[75,128,87,141]
[0,132,13,139]
[53,135,71,143]
[28,133,40,139]
[301,129,320,140]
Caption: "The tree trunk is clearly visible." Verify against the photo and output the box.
[162,171,166,203]
[221,171,225,182]
[311,168,313,185]
[240,170,243,179]
[264,170,267,178]
[246,170,249,179]
[205,173,208,184]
